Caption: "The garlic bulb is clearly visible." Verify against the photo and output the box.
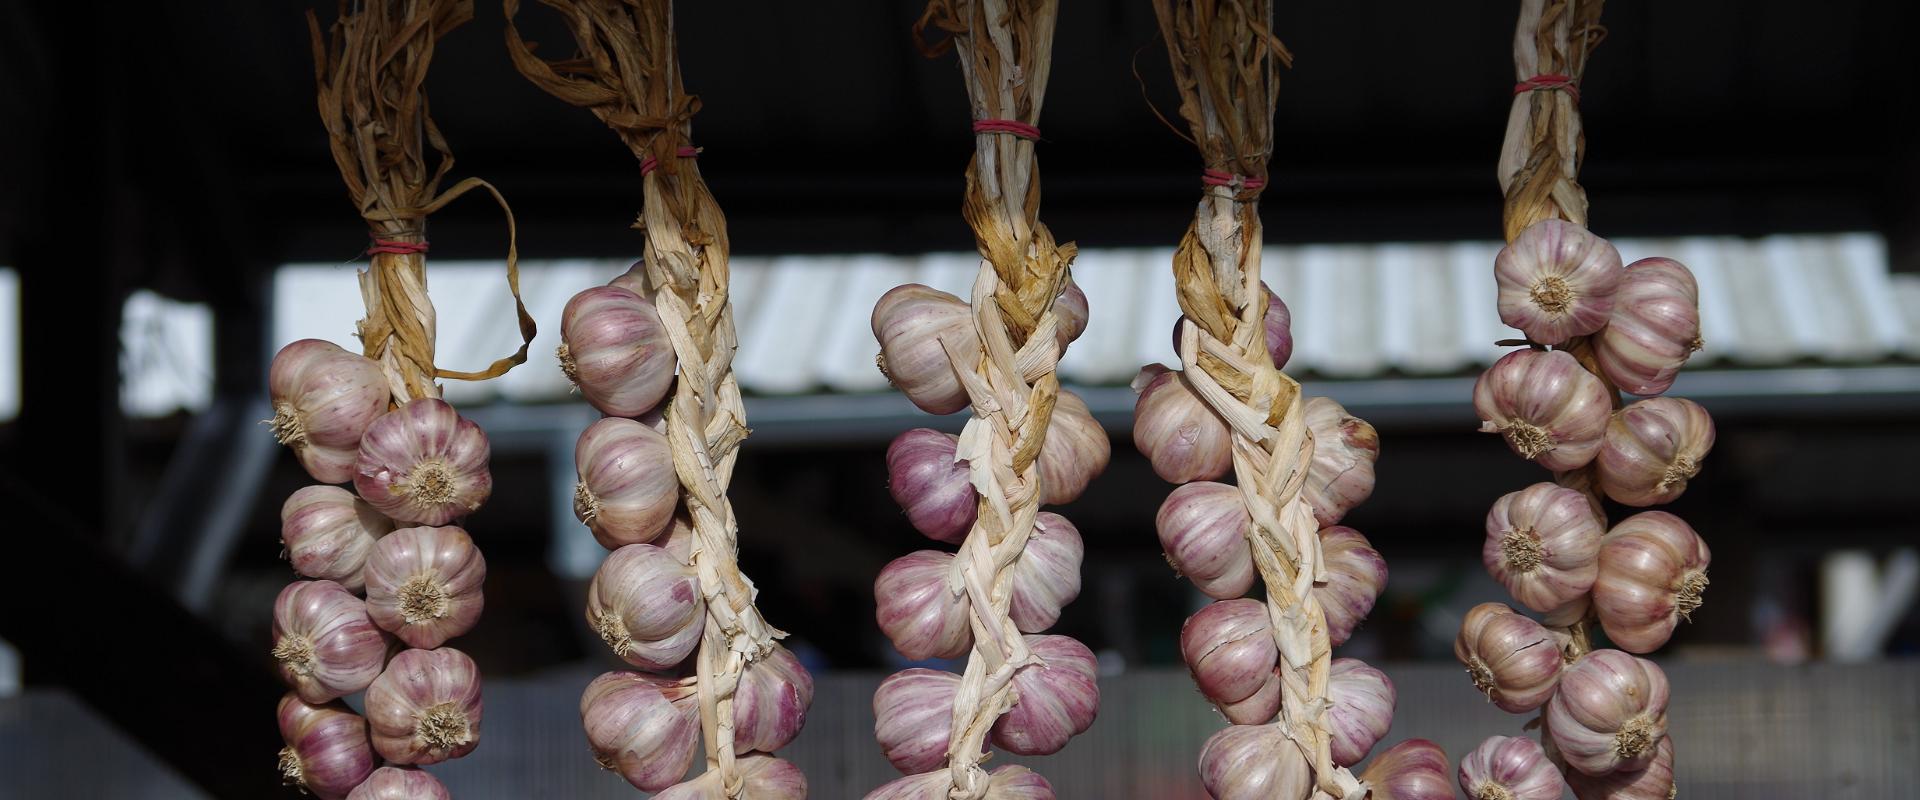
[1131,365,1234,484]
[872,284,977,415]
[1593,511,1710,653]
[586,543,705,670]
[276,693,375,800]
[1180,599,1278,714]
[865,765,1053,800]
[1475,349,1612,471]
[557,285,676,417]
[281,486,393,592]
[886,428,976,545]
[874,550,972,660]
[1596,257,1701,397]
[1035,389,1110,506]
[1457,735,1567,800]
[272,580,387,703]
[364,647,484,765]
[991,634,1099,756]
[1008,512,1084,633]
[1320,526,1389,647]
[1495,219,1624,345]
[1566,735,1675,800]
[1170,281,1293,369]
[1454,602,1563,713]
[1198,723,1312,800]
[580,669,699,791]
[1054,279,1090,352]
[354,398,492,526]
[1596,397,1715,508]
[1301,396,1380,526]
[363,525,486,650]
[1483,482,1604,613]
[345,766,451,800]
[1327,657,1395,767]
[1546,650,1670,776]
[574,417,679,549]
[873,668,963,774]
[269,339,391,485]
[1361,739,1455,800]
[1157,482,1256,599]
[653,754,809,800]
[734,643,815,753]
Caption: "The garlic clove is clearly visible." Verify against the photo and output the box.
[1596,257,1702,397]
[1457,735,1567,800]
[1327,657,1396,767]
[1566,735,1675,800]
[1301,396,1380,526]
[872,668,963,774]
[574,416,679,549]
[1596,397,1715,508]
[280,485,394,593]
[272,580,388,704]
[1474,349,1613,471]
[1454,602,1564,714]
[1360,738,1456,800]
[1180,598,1279,710]
[1008,512,1084,633]
[580,665,700,791]
[652,753,809,799]
[886,428,976,545]
[1545,649,1670,777]
[990,634,1100,756]
[1198,723,1313,800]
[363,525,486,650]
[1483,482,1605,613]
[1494,219,1624,345]
[733,643,815,753]
[585,543,705,670]
[1131,365,1234,484]
[1035,389,1111,506]
[1320,526,1389,647]
[269,339,391,484]
[1593,511,1710,653]
[345,765,451,800]
[864,765,1054,800]
[364,647,484,766]
[276,693,375,800]
[872,284,979,415]
[354,398,492,526]
[558,285,677,418]
[874,550,973,660]
[1157,482,1257,599]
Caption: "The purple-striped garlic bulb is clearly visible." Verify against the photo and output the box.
[1301,396,1380,526]
[1170,281,1293,369]
[1132,365,1234,484]
[1156,482,1255,600]
[271,580,387,703]
[872,284,977,415]
[1593,511,1710,653]
[1008,512,1084,633]
[1494,219,1623,345]
[886,428,975,545]
[354,398,491,526]
[276,693,375,800]
[1475,349,1612,471]
[1455,602,1563,713]
[874,550,971,660]
[269,339,390,484]
[1179,599,1278,722]
[654,754,809,800]
[580,670,700,791]
[364,647,484,765]
[1035,389,1111,506]
[280,486,393,592]
[1320,526,1390,647]
[1360,739,1455,800]
[1327,657,1396,767]
[866,765,1053,800]
[873,668,963,774]
[1546,649,1670,776]
[991,634,1100,756]
[1198,723,1311,800]
[1458,735,1567,800]
[363,525,486,649]
[558,285,677,417]
[1483,482,1604,613]
[345,766,451,800]
[1566,735,1675,799]
[1596,257,1702,397]
[574,417,679,549]
[1596,397,1715,508]
[734,643,815,753]
[586,543,704,670]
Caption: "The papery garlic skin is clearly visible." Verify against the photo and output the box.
[1198,723,1313,800]
[1483,482,1604,613]
[363,525,486,650]
[652,754,810,800]
[1546,649,1670,777]
[1320,526,1389,647]
[1458,735,1567,800]
[1475,349,1612,471]
[586,543,705,670]
[272,580,387,703]
[872,284,978,415]
[574,417,678,549]
[1170,281,1292,369]
[354,398,491,526]
[1326,657,1396,767]
[1495,219,1623,345]
[887,428,976,545]
[1008,512,1084,633]
[1454,603,1563,713]
[345,766,451,800]
[1157,482,1256,599]
[580,666,700,791]
[874,550,972,660]
[269,339,391,484]
[281,486,393,593]
[873,668,962,774]
[1301,396,1380,526]
[1593,511,1711,653]
[1180,599,1279,713]
[1596,397,1715,508]
[865,765,1054,800]
[991,634,1100,756]
[557,285,677,418]
[276,693,375,800]
[364,647,484,765]
[1035,390,1111,506]
[1132,365,1234,484]
[1566,735,1675,800]
[733,643,815,753]
[1596,257,1701,397]
[1361,739,1456,800]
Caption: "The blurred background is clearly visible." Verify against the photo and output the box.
[1,0,1916,798]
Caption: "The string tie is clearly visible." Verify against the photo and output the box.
[1201,169,1265,190]
[367,239,429,255]
[971,119,1041,140]
[640,145,701,176]
[1514,73,1580,103]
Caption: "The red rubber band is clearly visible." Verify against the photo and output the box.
[367,239,429,255]
[1514,73,1580,103]
[972,119,1041,140]
[640,145,701,176]
[1201,169,1265,190]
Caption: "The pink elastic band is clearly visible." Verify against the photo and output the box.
[367,239,429,255]
[640,146,701,176]
[1514,73,1580,103]
[971,119,1041,140]
[1201,169,1265,190]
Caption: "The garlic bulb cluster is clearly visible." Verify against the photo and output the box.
[871,284,981,415]
[1455,603,1563,714]
[1494,219,1623,346]
[1198,723,1312,800]
[363,525,486,649]
[1359,739,1455,800]
[1545,650,1670,777]
[270,340,390,484]
[345,766,451,800]
[1300,396,1380,526]
[580,669,699,791]
[867,765,1052,800]
[1036,390,1111,505]
[558,285,677,418]
[1596,258,1702,396]
[886,428,975,544]
[1326,658,1396,767]
[1132,365,1234,484]
[355,398,492,526]
[1157,482,1255,599]
[653,754,809,799]
[281,486,393,593]
[1320,526,1390,647]
[1565,735,1675,799]
[1458,735,1567,800]
[278,693,375,800]
[573,417,678,549]
[1593,511,1710,653]
[1474,349,1611,471]
[272,580,387,704]
[586,542,705,670]
[364,646,484,765]
[1596,397,1715,507]
[1482,483,1603,613]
